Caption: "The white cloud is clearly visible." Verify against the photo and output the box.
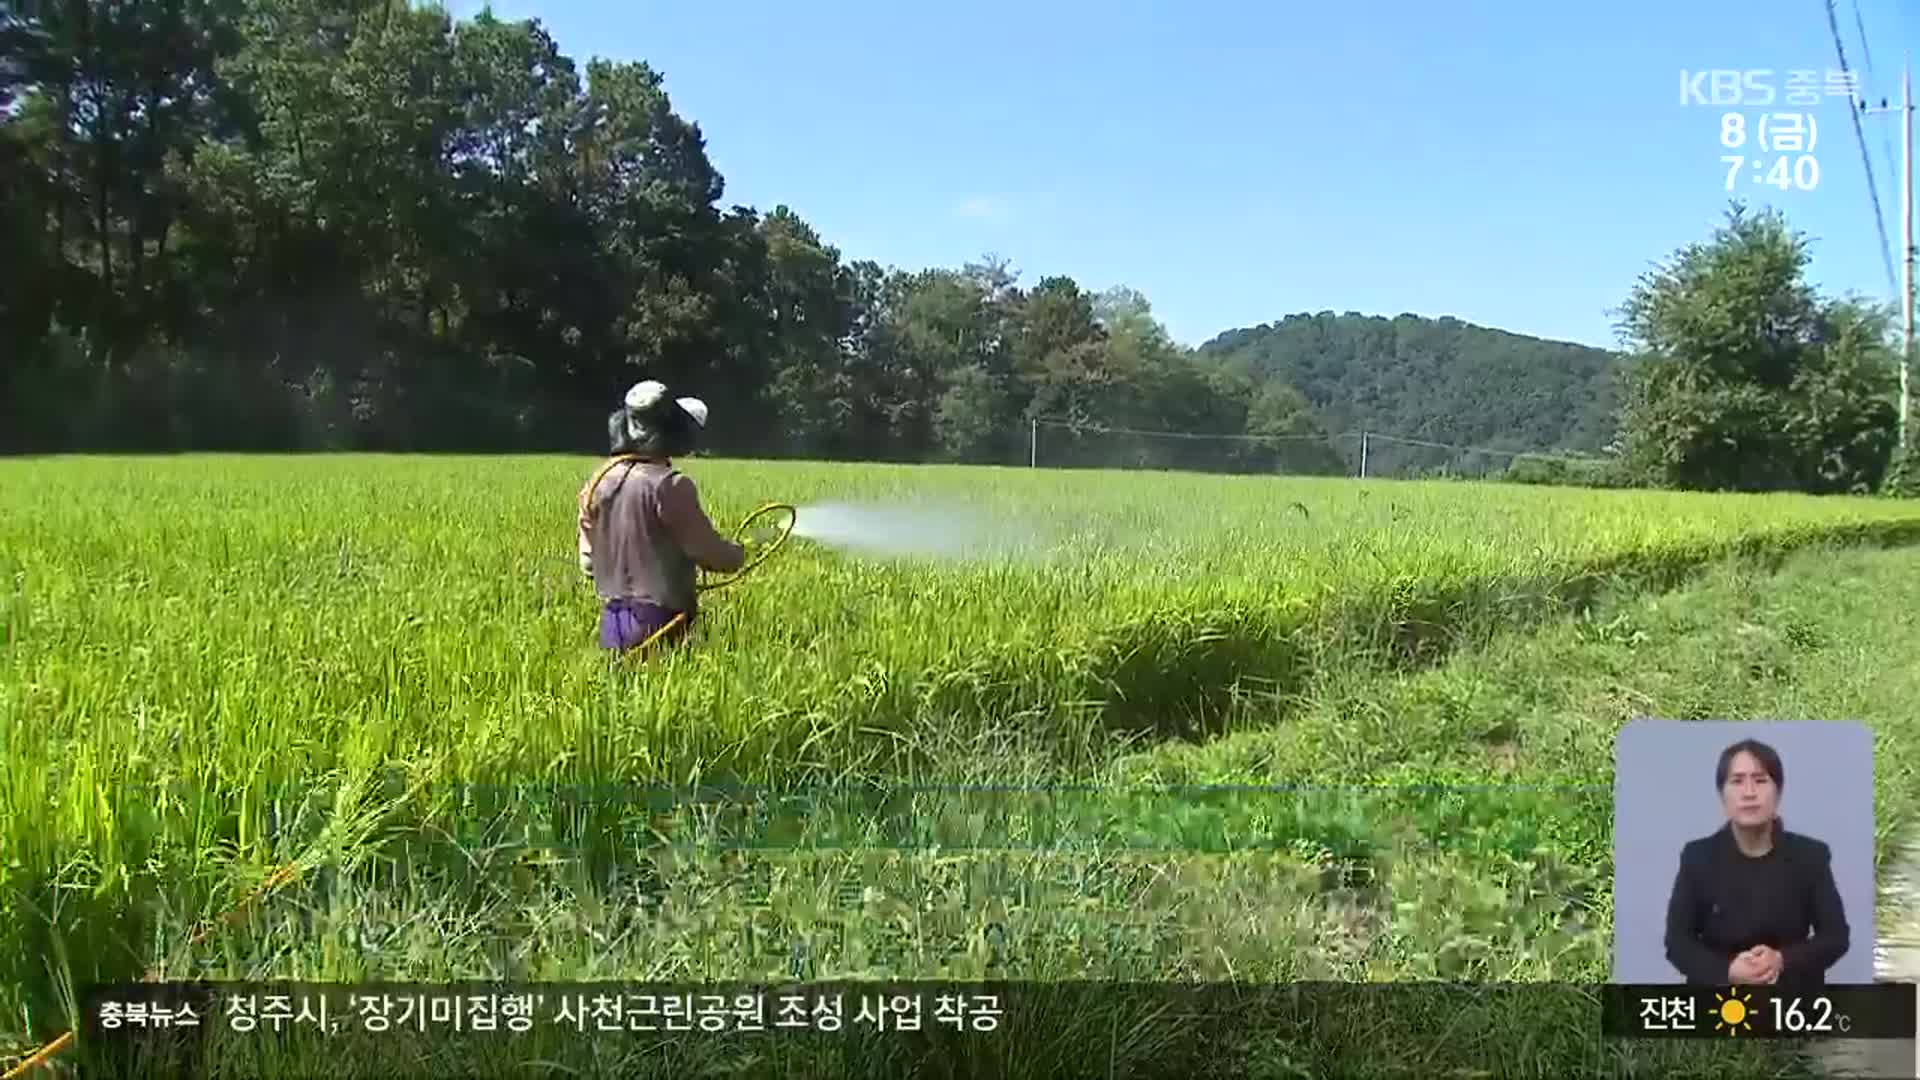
[955,195,1010,222]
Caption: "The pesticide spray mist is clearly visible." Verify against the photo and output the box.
[789,501,1049,562]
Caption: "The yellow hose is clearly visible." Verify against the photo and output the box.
[2,1033,71,1080]
[615,504,789,656]
[2,854,306,1078]
[580,455,796,659]
[697,502,797,593]
[632,610,689,652]
[578,453,646,517]
[580,457,797,594]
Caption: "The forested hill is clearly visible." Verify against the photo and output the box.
[1199,313,1625,455]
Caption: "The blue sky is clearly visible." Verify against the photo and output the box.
[449,1,1920,351]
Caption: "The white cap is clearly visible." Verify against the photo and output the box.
[624,380,668,412]
[625,380,707,428]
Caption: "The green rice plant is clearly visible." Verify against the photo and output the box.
[7,455,1920,1077]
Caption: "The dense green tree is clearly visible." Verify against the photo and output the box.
[1240,378,1348,475]
[1614,203,1898,493]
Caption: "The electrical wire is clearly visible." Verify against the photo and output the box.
[1826,0,1901,298]
[1849,0,1901,193]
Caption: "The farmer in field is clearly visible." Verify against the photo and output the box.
[577,380,746,652]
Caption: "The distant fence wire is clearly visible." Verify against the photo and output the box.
[1027,418,1608,480]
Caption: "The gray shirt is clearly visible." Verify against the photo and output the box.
[577,459,745,612]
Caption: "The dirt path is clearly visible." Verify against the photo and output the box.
[1816,839,1920,1079]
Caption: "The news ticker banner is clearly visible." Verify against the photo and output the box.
[79,982,1002,1042]
[73,981,1916,1044]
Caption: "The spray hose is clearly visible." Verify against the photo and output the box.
[698,502,798,593]
[581,456,800,653]
[627,502,794,653]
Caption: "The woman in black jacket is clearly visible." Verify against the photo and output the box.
[1663,738,1849,988]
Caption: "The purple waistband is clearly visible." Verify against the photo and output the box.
[599,598,691,651]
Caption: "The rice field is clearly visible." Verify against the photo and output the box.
[8,454,1920,1077]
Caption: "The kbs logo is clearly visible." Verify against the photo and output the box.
[1680,69,1775,107]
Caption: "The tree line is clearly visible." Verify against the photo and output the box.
[0,0,1342,470]
[2,2,1912,494]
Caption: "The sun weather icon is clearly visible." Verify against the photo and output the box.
[1714,988,1754,1036]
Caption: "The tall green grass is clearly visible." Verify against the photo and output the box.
[8,455,1920,1076]
[10,457,1920,793]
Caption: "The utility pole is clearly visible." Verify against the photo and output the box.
[1863,57,1915,451]
[1903,58,1913,454]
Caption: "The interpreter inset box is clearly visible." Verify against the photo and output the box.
[1612,718,1875,986]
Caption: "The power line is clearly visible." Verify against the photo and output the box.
[1827,0,1901,298]
[1356,431,1595,464]
[1033,418,1336,443]
[1850,0,1901,194]
[1031,419,1603,466]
